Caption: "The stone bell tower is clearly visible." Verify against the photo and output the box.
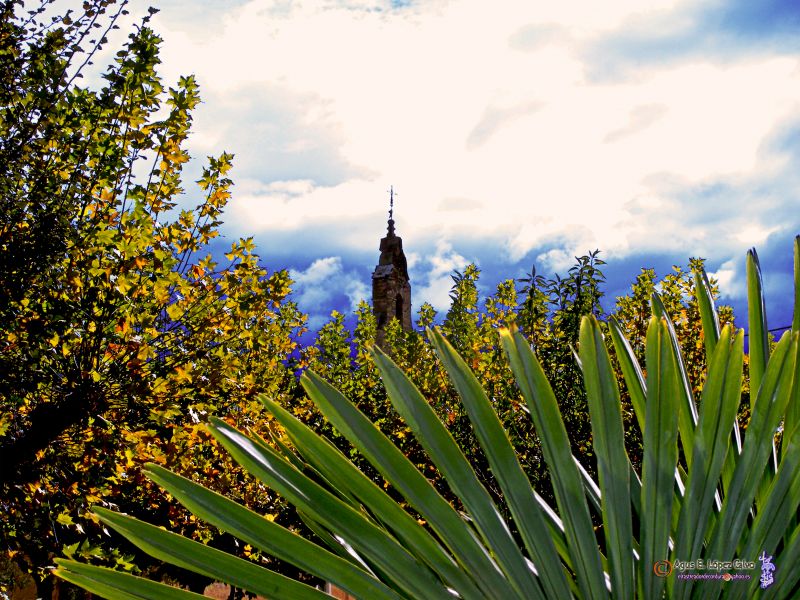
[372,187,412,346]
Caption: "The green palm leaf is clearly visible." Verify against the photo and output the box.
[91,508,329,600]
[54,242,800,600]
[142,464,403,600]
[785,235,800,457]
[54,559,208,600]
[369,343,542,600]
[748,248,770,404]
[426,327,572,599]
[258,395,486,600]
[707,332,798,561]
[607,315,647,432]
[206,417,453,600]
[640,317,681,600]
[501,328,609,599]
[301,370,520,599]
[651,293,697,469]
[579,315,634,600]
[672,326,743,600]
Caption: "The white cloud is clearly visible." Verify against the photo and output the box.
[126,0,800,297]
[537,248,581,274]
[413,240,470,313]
[710,258,743,299]
[289,257,343,309]
[289,256,372,327]
[734,224,781,246]
[344,277,370,311]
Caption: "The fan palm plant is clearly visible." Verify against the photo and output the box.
[56,239,800,599]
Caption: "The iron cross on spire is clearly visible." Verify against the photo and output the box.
[387,185,397,235]
[388,185,397,220]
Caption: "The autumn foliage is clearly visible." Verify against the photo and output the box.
[1,1,303,594]
[1,1,742,597]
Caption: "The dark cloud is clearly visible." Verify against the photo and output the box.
[584,0,800,81]
[615,112,800,256]
[715,0,800,40]
[207,205,797,338]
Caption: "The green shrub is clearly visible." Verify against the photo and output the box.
[55,239,800,599]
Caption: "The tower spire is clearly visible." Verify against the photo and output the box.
[373,185,411,346]
[387,185,396,235]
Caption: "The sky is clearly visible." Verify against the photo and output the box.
[122,0,800,333]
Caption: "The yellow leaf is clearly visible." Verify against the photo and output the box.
[0,414,10,436]
[152,377,168,394]
[137,345,155,361]
[116,318,131,336]
[173,366,192,384]
[117,276,132,295]
[166,304,182,320]
[56,513,74,526]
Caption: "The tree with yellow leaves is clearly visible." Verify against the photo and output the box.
[0,1,304,595]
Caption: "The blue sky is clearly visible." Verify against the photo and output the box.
[122,0,800,334]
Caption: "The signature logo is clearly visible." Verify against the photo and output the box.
[653,560,673,577]
[759,552,775,589]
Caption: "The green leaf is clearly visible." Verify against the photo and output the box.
[748,248,770,404]
[651,292,697,469]
[579,316,634,600]
[785,235,800,458]
[707,332,797,562]
[371,343,540,600]
[692,267,721,366]
[794,235,800,335]
[640,317,680,600]
[693,264,744,497]
[206,417,452,600]
[426,327,571,600]
[672,326,744,600]
[301,370,521,600]
[92,508,328,600]
[759,521,800,598]
[143,464,402,600]
[259,395,486,600]
[500,328,609,600]
[54,559,207,600]
[740,424,800,577]
[607,316,646,432]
